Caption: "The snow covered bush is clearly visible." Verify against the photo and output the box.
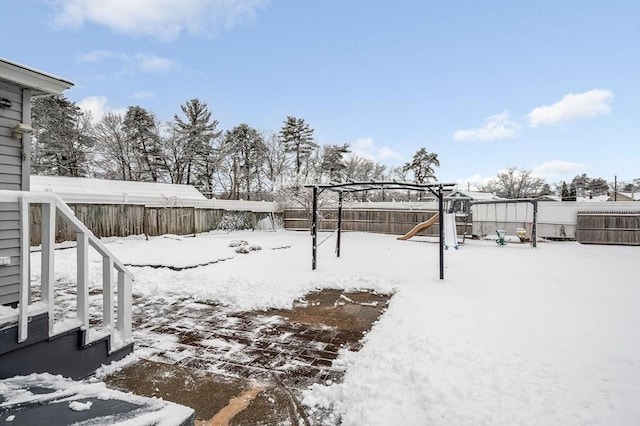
[217,212,253,232]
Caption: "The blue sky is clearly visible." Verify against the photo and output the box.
[3,0,639,187]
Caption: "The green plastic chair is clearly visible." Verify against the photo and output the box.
[496,230,508,246]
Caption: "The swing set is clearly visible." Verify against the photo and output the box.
[464,199,538,248]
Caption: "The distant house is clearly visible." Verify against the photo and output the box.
[608,191,639,202]
[537,195,561,202]
[446,190,503,213]
[577,195,611,203]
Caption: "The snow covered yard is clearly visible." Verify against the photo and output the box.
[30,230,639,425]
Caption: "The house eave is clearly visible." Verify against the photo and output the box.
[0,58,73,96]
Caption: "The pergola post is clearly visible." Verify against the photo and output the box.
[532,200,538,248]
[438,185,444,280]
[311,186,318,270]
[336,191,343,257]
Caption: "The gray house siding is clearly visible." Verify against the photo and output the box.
[0,80,25,304]
[0,58,72,306]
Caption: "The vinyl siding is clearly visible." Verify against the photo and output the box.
[0,80,24,304]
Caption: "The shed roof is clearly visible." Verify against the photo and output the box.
[447,191,503,200]
[30,175,207,206]
[0,58,73,96]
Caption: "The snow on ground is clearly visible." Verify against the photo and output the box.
[30,230,640,425]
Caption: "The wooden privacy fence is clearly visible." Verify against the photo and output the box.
[576,211,640,246]
[29,204,280,245]
[283,208,469,236]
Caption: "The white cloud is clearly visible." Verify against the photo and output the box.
[527,89,613,128]
[77,96,109,123]
[377,147,402,162]
[77,50,127,63]
[351,137,402,163]
[135,54,177,72]
[132,91,156,100]
[453,110,520,142]
[532,160,587,179]
[77,50,176,73]
[51,0,265,42]
[77,96,126,124]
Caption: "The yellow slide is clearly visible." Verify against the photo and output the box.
[397,213,440,240]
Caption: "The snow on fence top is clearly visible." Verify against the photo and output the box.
[30,175,279,212]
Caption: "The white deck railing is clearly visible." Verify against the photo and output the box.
[0,190,134,352]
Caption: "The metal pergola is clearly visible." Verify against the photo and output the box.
[305,181,457,280]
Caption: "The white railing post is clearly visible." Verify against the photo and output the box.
[117,270,132,342]
[41,201,56,335]
[18,196,30,343]
[103,256,114,348]
[77,231,89,342]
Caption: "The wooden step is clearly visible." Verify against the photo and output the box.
[0,313,133,380]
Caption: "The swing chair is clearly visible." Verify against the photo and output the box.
[495,203,508,246]
[515,203,530,242]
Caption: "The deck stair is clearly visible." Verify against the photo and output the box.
[0,191,135,379]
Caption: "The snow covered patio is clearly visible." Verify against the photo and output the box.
[23,230,640,425]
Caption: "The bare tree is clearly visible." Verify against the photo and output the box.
[483,167,547,198]
[262,131,289,192]
[93,112,137,180]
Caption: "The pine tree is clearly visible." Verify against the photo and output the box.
[171,99,222,192]
[320,144,350,181]
[123,106,164,182]
[278,116,317,176]
[403,148,440,184]
[561,181,570,200]
[31,95,93,177]
[223,124,266,200]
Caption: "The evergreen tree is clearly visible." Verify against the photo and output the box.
[569,182,578,200]
[587,177,609,196]
[561,181,571,200]
[320,143,350,181]
[171,99,222,191]
[403,148,440,183]
[223,124,266,200]
[123,106,164,182]
[278,116,317,175]
[31,95,93,177]
[571,173,591,198]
